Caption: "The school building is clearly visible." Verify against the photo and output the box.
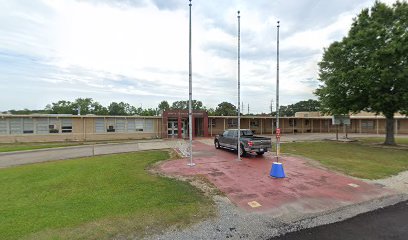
[0,110,407,143]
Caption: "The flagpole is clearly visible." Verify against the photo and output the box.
[276,21,280,162]
[237,10,241,161]
[187,0,195,167]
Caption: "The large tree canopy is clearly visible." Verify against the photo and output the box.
[279,99,320,117]
[214,102,237,116]
[315,1,408,145]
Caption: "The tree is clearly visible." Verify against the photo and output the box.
[279,99,321,116]
[108,102,133,116]
[171,100,204,110]
[315,1,408,145]
[46,100,75,114]
[214,102,237,116]
[91,102,109,115]
[157,100,170,113]
[72,98,94,115]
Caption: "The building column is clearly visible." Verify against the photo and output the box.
[282,118,284,133]
[376,119,379,135]
[177,115,182,139]
[359,119,362,134]
[311,119,314,133]
[260,119,263,134]
[328,120,330,133]
[272,119,274,134]
[319,119,322,133]
[162,115,168,138]
[192,115,195,138]
[395,119,398,135]
[301,118,304,134]
[203,116,209,137]
[223,118,226,130]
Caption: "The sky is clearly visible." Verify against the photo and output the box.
[0,0,399,113]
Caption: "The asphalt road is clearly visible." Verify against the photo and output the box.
[270,200,408,240]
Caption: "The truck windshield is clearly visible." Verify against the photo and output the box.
[240,130,253,136]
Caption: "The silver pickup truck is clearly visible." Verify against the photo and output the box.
[214,129,272,157]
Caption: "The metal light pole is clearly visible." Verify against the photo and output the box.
[237,10,241,161]
[276,21,280,162]
[187,0,195,166]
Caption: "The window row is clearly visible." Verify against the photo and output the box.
[0,118,72,135]
[95,118,154,133]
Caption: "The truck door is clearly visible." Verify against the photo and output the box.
[226,130,236,148]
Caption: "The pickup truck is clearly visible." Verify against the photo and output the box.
[214,129,272,157]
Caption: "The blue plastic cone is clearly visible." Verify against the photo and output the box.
[270,162,285,178]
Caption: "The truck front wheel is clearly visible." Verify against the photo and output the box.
[215,140,220,149]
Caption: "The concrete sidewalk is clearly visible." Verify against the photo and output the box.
[0,139,186,168]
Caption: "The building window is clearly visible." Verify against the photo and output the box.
[95,118,105,133]
[250,119,259,127]
[0,119,7,135]
[61,119,72,133]
[10,118,22,134]
[106,118,115,132]
[135,119,144,131]
[208,119,216,128]
[49,125,59,133]
[289,119,297,127]
[305,119,310,126]
[23,118,34,134]
[49,118,59,133]
[144,119,154,132]
[127,119,136,132]
[116,119,126,133]
[362,120,374,129]
[227,119,237,128]
[36,118,49,134]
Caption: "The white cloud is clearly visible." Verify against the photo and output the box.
[0,0,401,113]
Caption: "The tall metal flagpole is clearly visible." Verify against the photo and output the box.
[276,21,280,162]
[237,10,241,161]
[187,0,195,166]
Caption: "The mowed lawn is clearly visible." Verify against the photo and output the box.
[282,141,408,180]
[0,142,83,152]
[0,151,214,240]
[357,137,408,145]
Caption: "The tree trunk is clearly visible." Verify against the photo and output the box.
[384,116,396,145]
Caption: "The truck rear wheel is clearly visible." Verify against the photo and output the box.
[239,145,246,157]
[256,152,265,156]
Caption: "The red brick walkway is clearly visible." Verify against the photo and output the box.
[159,141,394,214]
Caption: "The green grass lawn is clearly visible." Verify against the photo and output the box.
[0,139,155,153]
[0,151,214,240]
[0,142,84,152]
[282,141,408,180]
[356,137,408,145]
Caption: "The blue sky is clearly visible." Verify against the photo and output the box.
[0,0,399,113]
